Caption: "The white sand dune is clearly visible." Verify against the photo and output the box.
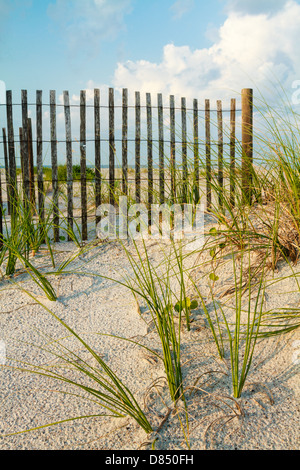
[0,238,299,450]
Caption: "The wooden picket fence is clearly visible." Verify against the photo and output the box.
[0,87,253,242]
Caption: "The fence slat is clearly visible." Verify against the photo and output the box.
[230,98,236,207]
[205,99,211,211]
[122,88,128,196]
[94,88,101,224]
[0,164,2,248]
[19,128,25,201]
[146,92,153,227]
[80,90,87,241]
[170,95,176,203]
[146,95,153,185]
[135,91,141,203]
[50,90,59,242]
[181,97,187,203]
[6,91,17,218]
[21,90,29,203]
[63,90,73,240]
[241,88,253,204]
[2,128,10,215]
[36,90,45,226]
[158,93,164,204]
[109,88,115,206]
[27,118,36,210]
[193,99,199,197]
[217,100,223,210]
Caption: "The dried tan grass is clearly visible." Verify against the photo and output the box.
[214,199,300,297]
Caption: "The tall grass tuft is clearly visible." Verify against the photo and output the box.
[120,239,186,403]
[2,289,153,436]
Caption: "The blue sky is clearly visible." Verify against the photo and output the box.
[0,0,228,97]
[1,0,300,166]
[1,0,300,100]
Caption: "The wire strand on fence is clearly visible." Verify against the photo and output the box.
[0,102,242,113]
[0,138,238,145]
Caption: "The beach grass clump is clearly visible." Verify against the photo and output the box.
[180,90,300,286]
[187,236,270,398]
[0,192,57,300]
[0,185,87,300]
[120,239,187,404]
[1,291,153,437]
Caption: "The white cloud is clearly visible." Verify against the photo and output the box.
[113,1,300,104]
[48,0,132,55]
[170,0,194,20]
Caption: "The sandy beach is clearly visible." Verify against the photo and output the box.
[0,231,299,450]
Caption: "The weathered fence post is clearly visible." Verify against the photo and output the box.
[63,90,73,240]
[6,91,17,221]
[158,93,164,205]
[80,90,87,241]
[0,157,2,248]
[205,99,211,211]
[36,90,45,229]
[193,99,199,199]
[21,90,30,204]
[19,128,25,202]
[122,88,128,196]
[146,92,153,227]
[181,97,187,203]
[241,88,253,204]
[27,118,36,211]
[230,98,236,207]
[2,128,10,215]
[170,95,176,203]
[94,88,101,224]
[217,100,223,211]
[135,91,141,204]
[109,88,115,207]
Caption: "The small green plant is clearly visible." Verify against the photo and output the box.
[174,297,198,327]
[72,164,95,181]
[53,164,96,183]
[42,167,53,182]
